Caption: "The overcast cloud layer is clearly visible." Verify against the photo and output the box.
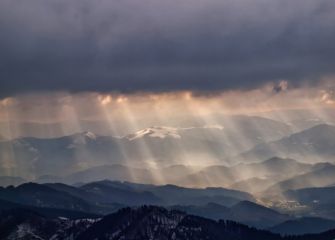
[0,0,335,97]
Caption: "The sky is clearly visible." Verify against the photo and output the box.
[0,0,334,97]
[0,0,334,134]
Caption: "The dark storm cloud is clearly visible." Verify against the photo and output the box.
[0,0,335,97]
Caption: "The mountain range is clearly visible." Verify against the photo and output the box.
[0,180,253,213]
[172,201,290,228]
[179,157,315,189]
[1,121,334,183]
[1,156,334,196]
[2,206,335,240]
[239,124,335,163]
[1,180,335,236]
[1,117,335,238]
[41,157,333,192]
[265,163,335,194]
[0,115,298,179]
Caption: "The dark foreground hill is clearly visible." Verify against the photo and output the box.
[269,217,335,235]
[171,201,290,228]
[2,206,335,240]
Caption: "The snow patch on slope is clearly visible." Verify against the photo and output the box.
[126,125,224,141]
[127,126,181,141]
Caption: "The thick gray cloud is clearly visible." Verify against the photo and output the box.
[0,0,335,97]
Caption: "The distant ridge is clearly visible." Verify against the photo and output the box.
[239,124,335,163]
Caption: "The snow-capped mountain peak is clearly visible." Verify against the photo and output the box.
[125,125,225,141]
[126,126,181,141]
[83,131,97,140]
